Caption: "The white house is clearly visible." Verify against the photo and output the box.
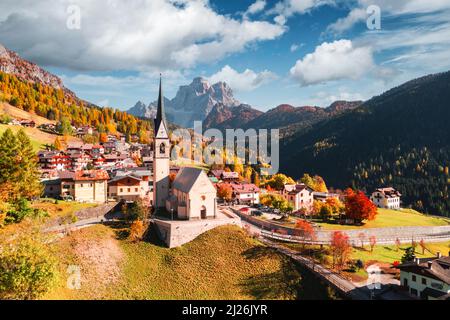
[370,187,401,209]
[229,182,260,205]
[397,253,450,300]
[282,183,314,213]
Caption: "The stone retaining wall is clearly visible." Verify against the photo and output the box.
[153,214,241,248]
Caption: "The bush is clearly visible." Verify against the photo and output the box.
[0,237,58,300]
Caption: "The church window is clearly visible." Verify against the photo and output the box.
[160,143,166,154]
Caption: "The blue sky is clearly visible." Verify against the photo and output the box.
[1,0,450,111]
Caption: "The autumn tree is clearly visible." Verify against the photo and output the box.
[358,232,366,248]
[217,184,233,202]
[129,220,145,242]
[344,188,377,224]
[369,235,377,253]
[54,137,63,151]
[330,231,352,271]
[299,173,328,192]
[295,220,316,241]
[264,173,295,190]
[0,234,57,299]
[419,239,426,254]
[99,132,108,143]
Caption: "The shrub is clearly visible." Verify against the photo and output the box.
[0,237,58,299]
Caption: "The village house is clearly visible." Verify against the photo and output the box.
[108,173,152,204]
[370,187,401,209]
[229,182,260,204]
[68,151,92,171]
[166,167,217,220]
[75,126,95,138]
[396,253,450,300]
[221,171,240,182]
[313,191,341,202]
[67,141,84,152]
[38,150,71,171]
[60,170,109,203]
[282,183,314,213]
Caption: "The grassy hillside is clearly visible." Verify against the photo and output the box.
[44,224,338,300]
[0,102,55,125]
[0,123,81,151]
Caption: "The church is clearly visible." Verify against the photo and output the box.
[151,77,241,248]
[152,77,217,220]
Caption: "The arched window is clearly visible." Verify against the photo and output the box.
[159,142,166,154]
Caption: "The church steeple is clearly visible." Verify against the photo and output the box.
[154,74,167,136]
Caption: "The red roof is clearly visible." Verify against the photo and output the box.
[230,182,259,194]
[73,170,109,181]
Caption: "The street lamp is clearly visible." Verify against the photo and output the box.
[171,208,174,221]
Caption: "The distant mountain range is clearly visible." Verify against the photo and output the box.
[128,77,240,127]
[280,71,450,216]
[128,77,362,135]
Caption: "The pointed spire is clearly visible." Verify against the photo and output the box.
[154,74,167,135]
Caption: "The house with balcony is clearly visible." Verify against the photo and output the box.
[370,187,401,209]
[397,253,450,300]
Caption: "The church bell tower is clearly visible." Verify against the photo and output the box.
[153,76,170,209]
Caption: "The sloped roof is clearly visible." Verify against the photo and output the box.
[74,170,109,181]
[172,167,215,194]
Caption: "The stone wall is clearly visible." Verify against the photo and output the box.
[153,215,241,248]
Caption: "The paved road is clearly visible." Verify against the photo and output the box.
[229,206,450,245]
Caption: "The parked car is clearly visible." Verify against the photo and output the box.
[251,210,263,216]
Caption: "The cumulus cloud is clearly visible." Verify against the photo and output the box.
[208,65,277,92]
[290,39,374,86]
[0,0,285,71]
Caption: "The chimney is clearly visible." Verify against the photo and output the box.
[427,261,433,269]
[415,258,420,265]
[436,251,442,258]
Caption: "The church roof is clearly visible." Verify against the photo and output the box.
[172,167,206,193]
[154,76,167,136]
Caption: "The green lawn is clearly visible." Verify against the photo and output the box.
[45,224,323,300]
[315,208,450,230]
[351,241,450,264]
[32,200,97,220]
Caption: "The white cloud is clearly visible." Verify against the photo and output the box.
[245,0,266,17]
[326,0,450,35]
[0,0,285,71]
[290,39,374,86]
[208,65,277,92]
[325,8,366,35]
[290,43,303,52]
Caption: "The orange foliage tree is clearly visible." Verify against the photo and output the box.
[217,183,233,202]
[344,188,377,224]
[330,231,352,271]
[295,219,316,241]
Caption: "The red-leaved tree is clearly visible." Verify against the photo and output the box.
[344,188,378,224]
[330,231,352,271]
[295,219,316,241]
